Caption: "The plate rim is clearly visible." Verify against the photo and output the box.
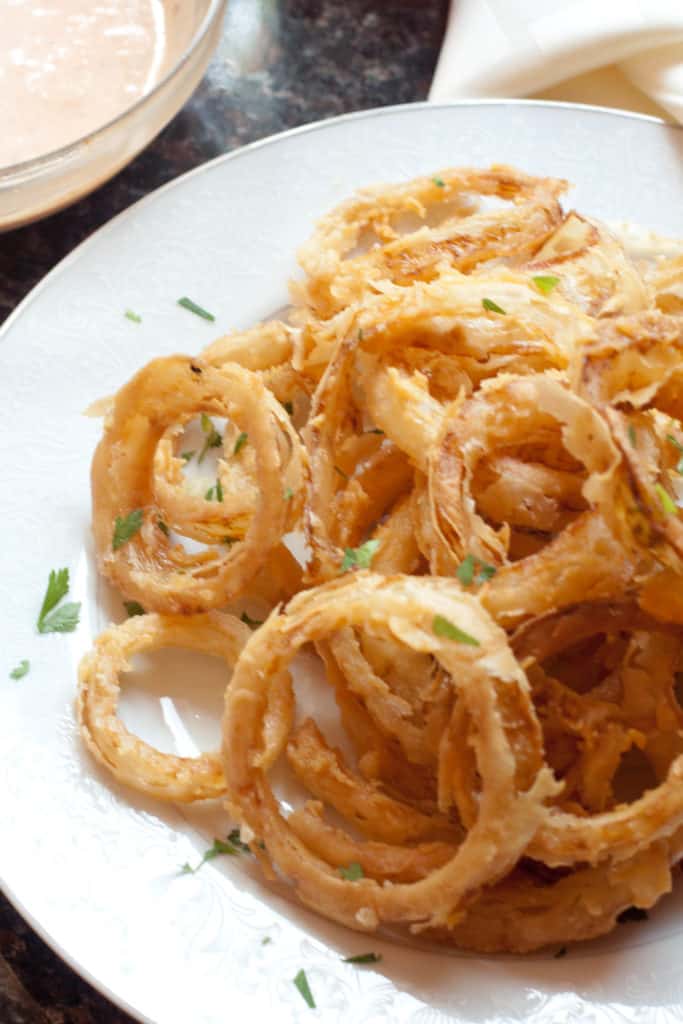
[2,97,683,1024]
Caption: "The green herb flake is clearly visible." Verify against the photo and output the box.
[177,296,215,322]
[37,568,69,624]
[157,518,170,536]
[261,936,272,946]
[124,601,145,618]
[283,487,294,501]
[532,275,560,295]
[340,539,380,573]
[293,969,315,1009]
[477,562,497,582]
[482,298,506,315]
[37,568,81,634]
[339,861,364,881]
[628,424,637,447]
[204,478,224,504]
[617,906,649,924]
[227,828,252,854]
[198,413,222,463]
[655,483,678,517]
[9,659,30,680]
[666,433,683,473]
[112,509,144,551]
[365,428,384,435]
[241,611,264,629]
[343,952,382,965]
[233,432,248,456]
[456,554,476,586]
[433,176,445,188]
[180,836,241,874]
[334,465,350,481]
[181,450,196,462]
[124,309,142,323]
[432,615,480,646]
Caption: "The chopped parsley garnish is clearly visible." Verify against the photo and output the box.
[617,906,649,924]
[177,296,215,322]
[553,946,567,959]
[37,568,81,634]
[226,827,253,854]
[293,969,315,1009]
[339,861,364,881]
[124,309,142,323]
[157,519,170,536]
[628,424,637,447]
[343,952,382,964]
[433,176,445,188]
[532,275,560,295]
[482,297,506,314]
[124,601,145,618]
[283,401,294,416]
[205,480,223,502]
[181,450,196,462]
[9,660,29,680]
[366,428,384,435]
[233,432,248,455]
[261,936,272,946]
[456,553,497,586]
[432,615,480,646]
[179,835,244,874]
[655,483,677,517]
[666,433,683,473]
[198,413,222,463]
[340,539,380,573]
[283,487,294,501]
[112,509,143,551]
[241,611,264,629]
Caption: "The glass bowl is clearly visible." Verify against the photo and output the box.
[0,0,227,232]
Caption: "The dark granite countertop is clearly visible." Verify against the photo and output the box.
[0,2,448,1020]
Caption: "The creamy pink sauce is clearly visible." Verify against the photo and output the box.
[1,0,168,167]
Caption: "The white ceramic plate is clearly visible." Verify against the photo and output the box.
[3,101,683,1024]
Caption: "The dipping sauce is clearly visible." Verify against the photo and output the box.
[1,0,167,167]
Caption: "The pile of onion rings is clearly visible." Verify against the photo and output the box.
[78,164,683,953]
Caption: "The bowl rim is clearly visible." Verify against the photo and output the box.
[0,0,226,183]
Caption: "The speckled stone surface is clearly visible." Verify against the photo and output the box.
[0,1,448,1020]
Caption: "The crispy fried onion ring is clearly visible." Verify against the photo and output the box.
[576,311,683,577]
[222,574,559,935]
[292,165,566,320]
[300,265,596,379]
[525,212,649,317]
[510,603,683,866]
[78,611,291,802]
[423,372,645,628]
[92,355,306,612]
[446,836,679,953]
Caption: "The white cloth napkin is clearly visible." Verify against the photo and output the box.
[430,0,683,123]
